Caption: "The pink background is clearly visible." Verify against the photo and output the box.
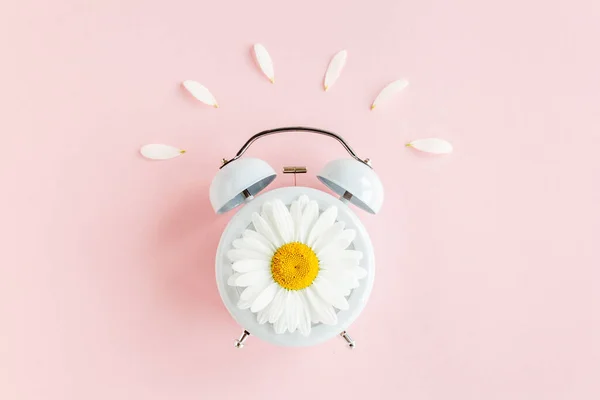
[2,0,600,399]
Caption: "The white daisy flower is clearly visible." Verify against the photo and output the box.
[227,195,367,336]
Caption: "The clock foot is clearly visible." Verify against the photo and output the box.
[340,331,356,349]
[234,330,250,348]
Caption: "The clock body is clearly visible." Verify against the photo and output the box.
[215,186,375,347]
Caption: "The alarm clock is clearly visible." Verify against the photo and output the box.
[209,127,384,348]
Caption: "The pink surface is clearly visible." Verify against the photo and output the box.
[1,0,600,399]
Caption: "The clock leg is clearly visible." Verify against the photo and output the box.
[234,330,250,348]
[340,331,356,349]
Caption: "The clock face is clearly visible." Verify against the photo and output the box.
[215,186,375,347]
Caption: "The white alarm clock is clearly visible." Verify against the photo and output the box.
[209,127,384,348]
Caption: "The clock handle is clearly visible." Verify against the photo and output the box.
[220,126,371,169]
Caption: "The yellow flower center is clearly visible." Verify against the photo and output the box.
[271,242,319,291]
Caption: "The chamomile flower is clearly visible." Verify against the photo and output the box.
[227,195,367,336]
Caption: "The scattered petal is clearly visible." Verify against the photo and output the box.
[182,80,219,107]
[140,144,185,160]
[323,50,347,91]
[406,138,453,154]
[370,79,409,110]
[253,43,275,83]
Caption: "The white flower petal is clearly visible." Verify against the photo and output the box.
[297,200,319,243]
[267,288,286,323]
[286,291,299,333]
[238,278,272,309]
[351,266,368,280]
[319,269,359,291]
[253,43,275,83]
[227,249,269,262]
[238,282,271,309]
[261,203,284,245]
[232,259,270,273]
[313,277,349,310]
[274,309,287,334]
[303,287,323,323]
[316,229,356,257]
[407,138,453,154]
[319,249,363,265]
[237,298,252,310]
[182,80,219,107]
[232,270,272,287]
[251,212,282,248]
[320,260,358,272]
[323,50,347,91]
[240,280,271,302]
[297,292,312,336]
[251,282,279,312]
[290,202,302,241]
[371,79,409,110]
[269,200,294,244]
[311,222,345,254]
[140,144,185,160]
[256,291,275,324]
[297,195,310,210]
[307,206,337,246]
[235,235,274,255]
[242,229,276,252]
[305,286,337,325]
[257,305,270,324]
[341,249,364,260]
[290,195,310,241]
[227,273,241,286]
[320,306,337,325]
[232,238,273,256]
